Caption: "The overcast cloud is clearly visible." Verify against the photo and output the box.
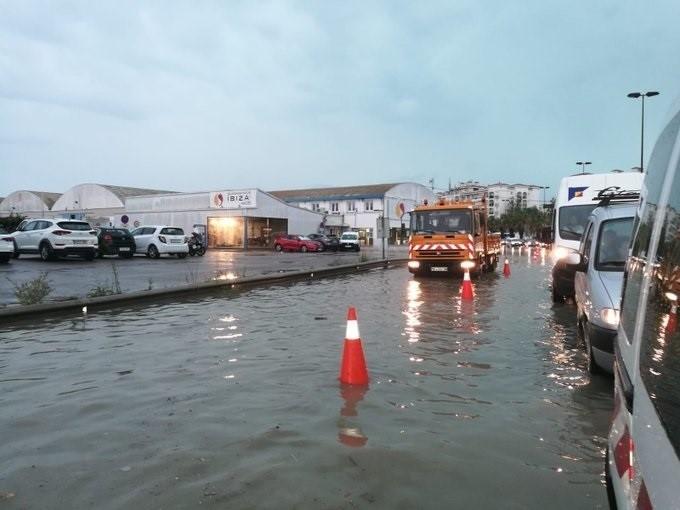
[2,1,680,196]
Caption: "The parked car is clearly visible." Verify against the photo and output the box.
[130,226,189,258]
[11,218,98,261]
[307,233,339,251]
[339,231,360,251]
[273,234,322,252]
[568,201,637,374]
[525,239,540,247]
[0,227,14,263]
[96,227,136,258]
[510,238,524,247]
[605,103,680,509]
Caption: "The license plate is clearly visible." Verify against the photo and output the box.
[430,266,448,272]
[73,240,89,245]
[170,239,181,244]
[118,247,130,252]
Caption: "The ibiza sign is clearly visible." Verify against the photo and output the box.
[210,190,257,209]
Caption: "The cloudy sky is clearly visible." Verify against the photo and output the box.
[2,1,680,197]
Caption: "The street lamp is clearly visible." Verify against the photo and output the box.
[627,91,660,173]
[576,161,591,174]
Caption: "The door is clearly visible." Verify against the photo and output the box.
[132,227,153,252]
[14,220,37,250]
[574,222,594,320]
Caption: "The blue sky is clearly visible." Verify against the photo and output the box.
[1,1,679,197]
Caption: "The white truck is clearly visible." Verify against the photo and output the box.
[551,170,643,302]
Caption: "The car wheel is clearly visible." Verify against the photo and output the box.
[0,254,10,264]
[177,253,187,259]
[355,245,360,252]
[274,244,282,252]
[582,321,603,375]
[301,245,308,253]
[82,252,95,261]
[97,250,104,258]
[148,245,161,259]
[39,242,54,261]
[12,242,20,259]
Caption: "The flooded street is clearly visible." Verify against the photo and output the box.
[0,248,612,509]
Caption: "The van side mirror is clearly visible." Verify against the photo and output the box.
[565,252,587,272]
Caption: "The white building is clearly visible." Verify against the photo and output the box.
[0,190,62,217]
[269,183,436,244]
[446,181,546,218]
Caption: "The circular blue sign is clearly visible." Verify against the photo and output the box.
[121,215,129,224]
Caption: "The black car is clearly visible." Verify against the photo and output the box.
[96,227,136,258]
[307,233,339,251]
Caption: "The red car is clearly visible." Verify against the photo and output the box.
[273,235,322,252]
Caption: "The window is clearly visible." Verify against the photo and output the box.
[489,192,494,198]
[364,200,373,211]
[410,210,472,233]
[580,223,594,260]
[331,202,339,212]
[56,221,89,231]
[160,227,184,235]
[311,203,320,212]
[594,218,634,271]
[620,109,680,345]
[23,221,38,231]
[347,201,356,212]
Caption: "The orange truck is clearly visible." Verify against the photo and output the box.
[407,197,501,275]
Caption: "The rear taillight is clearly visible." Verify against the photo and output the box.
[52,230,71,236]
[614,426,634,481]
[158,235,167,243]
[104,234,113,243]
[637,481,653,510]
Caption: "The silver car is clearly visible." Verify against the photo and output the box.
[567,202,637,373]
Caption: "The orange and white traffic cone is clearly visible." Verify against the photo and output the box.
[460,269,474,300]
[339,307,369,385]
[503,258,511,278]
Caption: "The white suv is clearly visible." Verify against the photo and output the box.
[339,231,360,251]
[12,218,98,261]
[130,226,189,258]
[0,227,14,263]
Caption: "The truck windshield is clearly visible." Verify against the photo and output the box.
[558,205,596,241]
[411,210,472,234]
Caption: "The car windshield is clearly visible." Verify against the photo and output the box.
[595,217,634,271]
[299,236,311,240]
[411,210,472,234]
[57,221,92,231]
[160,227,184,235]
[341,233,357,239]
[102,229,129,235]
[558,205,597,241]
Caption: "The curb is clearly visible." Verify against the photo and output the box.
[0,258,408,321]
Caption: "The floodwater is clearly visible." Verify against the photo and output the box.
[0,247,612,509]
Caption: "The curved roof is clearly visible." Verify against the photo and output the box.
[269,183,402,202]
[98,184,177,200]
[52,183,176,211]
[0,190,62,213]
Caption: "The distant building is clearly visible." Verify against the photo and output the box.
[270,182,435,244]
[445,181,546,218]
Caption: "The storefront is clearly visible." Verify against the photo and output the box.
[207,216,288,249]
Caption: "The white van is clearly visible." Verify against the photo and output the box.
[551,171,643,302]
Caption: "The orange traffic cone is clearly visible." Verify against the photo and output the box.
[503,258,511,278]
[460,269,474,300]
[339,307,369,385]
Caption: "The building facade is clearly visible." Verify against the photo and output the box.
[446,181,546,218]
[270,183,436,244]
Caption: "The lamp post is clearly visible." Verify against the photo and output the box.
[576,161,591,174]
[627,91,660,173]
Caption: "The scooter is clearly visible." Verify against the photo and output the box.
[188,233,206,256]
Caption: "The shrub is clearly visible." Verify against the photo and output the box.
[87,284,117,298]
[12,273,53,305]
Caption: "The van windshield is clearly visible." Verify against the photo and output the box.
[411,210,472,234]
[558,205,596,241]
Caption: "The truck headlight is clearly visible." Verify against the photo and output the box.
[552,247,570,260]
[408,261,420,269]
[460,260,475,270]
[600,308,620,327]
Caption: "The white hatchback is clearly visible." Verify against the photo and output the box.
[130,226,189,259]
[0,227,14,263]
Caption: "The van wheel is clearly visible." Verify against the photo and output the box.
[582,321,603,375]
[148,245,160,259]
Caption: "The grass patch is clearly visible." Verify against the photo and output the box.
[11,273,53,305]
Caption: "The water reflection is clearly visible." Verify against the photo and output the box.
[337,384,368,448]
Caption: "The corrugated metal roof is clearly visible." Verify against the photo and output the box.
[269,183,401,202]
[99,184,177,200]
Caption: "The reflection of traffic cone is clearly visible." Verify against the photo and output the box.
[340,384,367,417]
[503,259,511,278]
[667,304,678,335]
[338,426,368,448]
[460,269,474,301]
[339,307,369,385]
